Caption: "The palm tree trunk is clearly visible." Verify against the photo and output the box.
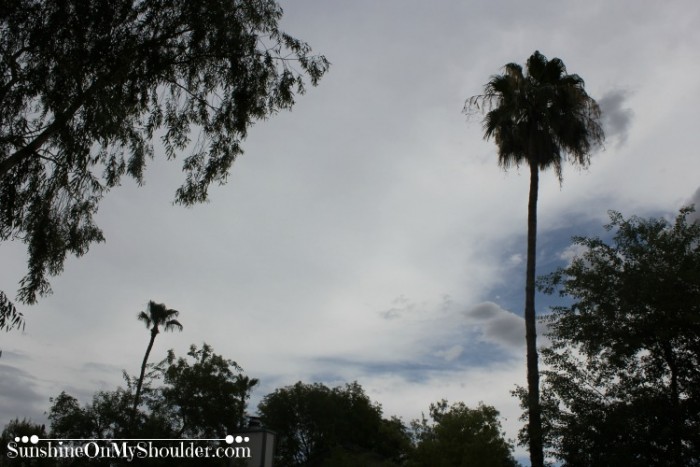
[132,329,157,429]
[526,163,544,467]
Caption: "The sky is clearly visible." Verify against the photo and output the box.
[2,0,700,464]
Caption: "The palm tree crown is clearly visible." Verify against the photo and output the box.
[470,50,604,180]
[137,301,183,336]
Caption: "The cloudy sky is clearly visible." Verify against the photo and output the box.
[2,0,700,463]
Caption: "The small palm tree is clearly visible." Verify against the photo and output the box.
[466,51,604,467]
[131,300,183,423]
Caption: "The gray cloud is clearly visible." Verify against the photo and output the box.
[0,350,31,362]
[378,295,417,320]
[598,89,634,147]
[463,302,524,349]
[312,357,439,384]
[82,361,124,375]
[462,302,552,351]
[0,364,47,424]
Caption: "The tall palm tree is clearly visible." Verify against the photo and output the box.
[131,300,183,424]
[466,51,604,467]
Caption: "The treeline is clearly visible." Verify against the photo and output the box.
[1,348,519,466]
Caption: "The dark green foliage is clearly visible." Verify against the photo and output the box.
[0,0,329,325]
[467,51,604,182]
[161,343,258,438]
[47,392,92,438]
[534,207,700,466]
[42,343,256,465]
[465,51,604,467]
[258,381,411,467]
[408,400,519,467]
[0,290,23,335]
[0,418,49,466]
[48,389,134,439]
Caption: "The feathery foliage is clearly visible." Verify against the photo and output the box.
[0,0,329,326]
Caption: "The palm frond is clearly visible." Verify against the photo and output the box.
[163,319,183,333]
[139,300,183,333]
[466,50,605,180]
[137,311,152,329]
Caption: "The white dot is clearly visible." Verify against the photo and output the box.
[244,437,249,442]
[235,436,243,443]
[14,437,19,442]
[225,435,234,444]
[21,436,29,443]
[30,435,39,444]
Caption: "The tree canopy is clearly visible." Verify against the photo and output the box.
[0,418,49,466]
[0,0,329,325]
[48,343,257,443]
[160,343,258,438]
[409,400,519,467]
[534,207,700,466]
[258,381,411,467]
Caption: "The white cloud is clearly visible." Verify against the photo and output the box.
[508,253,524,267]
[559,243,588,265]
[434,344,464,362]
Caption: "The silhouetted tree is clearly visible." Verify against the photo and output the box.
[132,300,182,425]
[161,343,258,437]
[0,0,329,326]
[258,381,411,466]
[49,389,132,440]
[45,342,255,465]
[530,207,700,466]
[409,400,519,467]
[465,51,604,467]
[0,418,49,466]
